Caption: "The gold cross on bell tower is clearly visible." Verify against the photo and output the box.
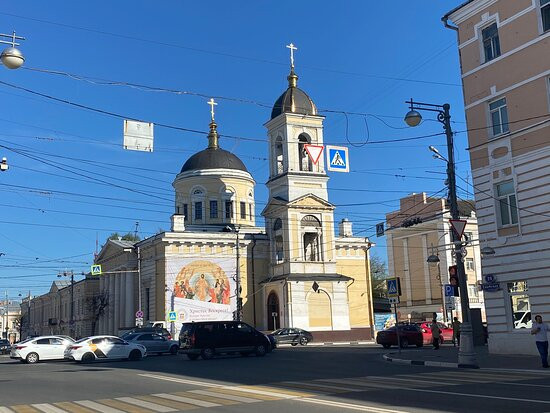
[207,98,218,122]
[286,43,297,68]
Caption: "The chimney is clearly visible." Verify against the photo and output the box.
[171,214,185,232]
[339,218,353,237]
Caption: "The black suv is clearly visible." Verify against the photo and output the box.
[179,321,271,360]
[121,327,172,341]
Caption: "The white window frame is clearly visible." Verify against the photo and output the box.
[480,22,501,63]
[495,180,519,227]
[507,281,531,330]
[489,97,509,138]
[540,0,550,33]
[465,258,475,272]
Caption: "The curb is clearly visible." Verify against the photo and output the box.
[278,341,374,348]
[383,353,462,368]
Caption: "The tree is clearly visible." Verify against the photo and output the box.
[108,232,140,242]
[87,291,109,336]
[370,254,388,299]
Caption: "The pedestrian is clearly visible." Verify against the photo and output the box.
[531,314,549,368]
[452,317,461,347]
[430,318,441,350]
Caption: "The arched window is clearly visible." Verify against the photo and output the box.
[298,134,312,172]
[275,137,284,174]
[267,292,280,330]
[301,215,322,262]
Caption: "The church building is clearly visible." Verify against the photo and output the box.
[95,51,375,341]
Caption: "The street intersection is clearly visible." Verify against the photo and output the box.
[1,345,549,413]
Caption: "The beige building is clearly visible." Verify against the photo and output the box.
[445,0,550,354]
[1,300,21,343]
[95,64,375,341]
[26,277,99,339]
[386,193,484,322]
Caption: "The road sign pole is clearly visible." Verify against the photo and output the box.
[394,303,401,354]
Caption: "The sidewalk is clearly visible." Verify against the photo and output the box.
[383,345,548,371]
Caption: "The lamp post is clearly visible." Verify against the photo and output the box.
[0,31,25,69]
[58,270,75,338]
[405,99,478,368]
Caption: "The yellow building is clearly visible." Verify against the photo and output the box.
[95,62,374,341]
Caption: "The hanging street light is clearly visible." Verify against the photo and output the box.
[0,31,26,70]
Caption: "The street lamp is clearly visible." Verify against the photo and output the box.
[0,31,25,70]
[0,157,8,172]
[405,98,478,368]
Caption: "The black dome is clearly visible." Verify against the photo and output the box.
[180,147,248,173]
[271,86,317,119]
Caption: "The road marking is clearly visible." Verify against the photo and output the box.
[115,398,175,413]
[131,396,194,411]
[210,388,281,401]
[138,374,222,388]
[224,386,305,399]
[0,408,14,413]
[31,405,66,413]
[299,398,411,412]
[500,382,550,388]
[189,389,259,403]
[10,406,39,413]
[172,392,236,406]
[74,400,125,413]
[353,376,441,388]
[279,381,359,393]
[482,368,550,375]
[53,402,96,413]
[398,387,550,404]
[95,400,149,413]
[151,394,218,408]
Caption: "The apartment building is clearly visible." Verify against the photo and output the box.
[386,193,484,322]
[445,0,550,354]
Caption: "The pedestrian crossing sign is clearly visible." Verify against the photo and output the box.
[168,311,177,322]
[91,264,102,275]
[326,145,349,172]
[386,278,400,297]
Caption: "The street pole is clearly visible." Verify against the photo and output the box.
[394,303,401,354]
[235,229,241,322]
[137,246,142,315]
[4,290,7,340]
[441,104,477,368]
[70,271,74,338]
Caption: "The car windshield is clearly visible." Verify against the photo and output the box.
[123,333,140,341]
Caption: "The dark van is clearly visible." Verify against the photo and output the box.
[179,321,271,360]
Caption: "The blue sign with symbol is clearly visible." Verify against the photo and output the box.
[326,145,349,172]
[444,284,454,297]
[484,274,495,283]
[168,311,177,322]
[386,278,399,297]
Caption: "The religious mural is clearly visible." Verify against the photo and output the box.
[165,259,236,331]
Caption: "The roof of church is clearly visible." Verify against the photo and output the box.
[180,120,249,173]
[271,68,317,119]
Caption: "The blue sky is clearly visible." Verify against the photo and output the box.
[0,1,472,299]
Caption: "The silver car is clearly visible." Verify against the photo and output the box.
[123,332,179,355]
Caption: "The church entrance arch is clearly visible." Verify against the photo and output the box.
[267,292,280,330]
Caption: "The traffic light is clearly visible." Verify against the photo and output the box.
[449,265,460,297]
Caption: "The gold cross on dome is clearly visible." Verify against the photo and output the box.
[286,43,297,68]
[207,98,218,121]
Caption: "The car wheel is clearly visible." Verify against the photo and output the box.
[26,352,39,364]
[81,353,95,364]
[187,354,199,361]
[255,344,267,357]
[291,343,298,347]
[129,350,142,361]
[382,344,391,349]
[400,338,409,348]
[201,348,214,360]
[169,346,179,355]
[299,336,309,346]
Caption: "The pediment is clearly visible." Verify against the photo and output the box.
[288,193,334,209]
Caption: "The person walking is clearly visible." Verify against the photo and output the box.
[531,314,549,368]
[430,319,441,350]
[452,317,461,347]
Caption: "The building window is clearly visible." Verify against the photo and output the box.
[298,134,313,172]
[542,0,550,32]
[240,202,246,219]
[482,23,501,62]
[496,180,518,226]
[249,204,253,221]
[489,98,509,137]
[508,281,531,329]
[275,138,284,175]
[225,201,233,219]
[209,200,218,219]
[194,202,202,220]
[183,204,188,222]
[465,258,475,272]
[301,215,322,262]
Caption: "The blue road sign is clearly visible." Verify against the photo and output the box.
[168,311,177,322]
[387,278,399,297]
[326,145,349,172]
[444,284,454,297]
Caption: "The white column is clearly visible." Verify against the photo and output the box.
[119,273,126,329]
[108,275,115,334]
[126,272,134,327]
[114,275,120,334]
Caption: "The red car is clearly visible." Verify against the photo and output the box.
[376,324,424,349]
[416,322,453,345]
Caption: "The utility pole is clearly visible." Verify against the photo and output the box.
[58,270,75,338]
[3,290,7,340]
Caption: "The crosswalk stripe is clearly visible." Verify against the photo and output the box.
[138,374,221,388]
[53,403,95,413]
[31,405,66,413]
[10,406,39,413]
[0,408,15,413]
[211,388,281,401]
[369,376,451,388]
[97,399,152,413]
[189,389,259,403]
[325,377,433,389]
[279,381,359,393]
[151,394,218,408]
[300,397,412,413]
[115,398,174,413]
[328,378,403,390]
[130,396,195,411]
[74,401,125,413]
[232,385,309,398]
[172,392,236,406]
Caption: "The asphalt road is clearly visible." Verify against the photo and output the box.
[1,345,550,413]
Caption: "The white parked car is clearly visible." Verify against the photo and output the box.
[65,336,146,363]
[10,336,75,364]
